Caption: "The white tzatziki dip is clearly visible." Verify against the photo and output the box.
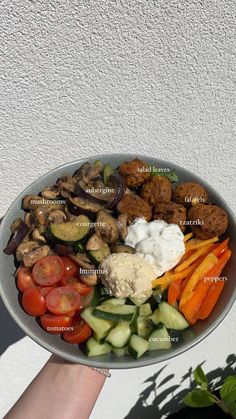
[125,218,185,277]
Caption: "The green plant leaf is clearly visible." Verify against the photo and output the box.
[225,401,236,418]
[194,365,208,389]
[183,389,215,408]
[150,167,178,183]
[220,380,236,402]
[224,376,236,384]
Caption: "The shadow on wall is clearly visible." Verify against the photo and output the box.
[124,354,236,419]
[0,297,25,356]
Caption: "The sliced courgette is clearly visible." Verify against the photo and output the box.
[73,242,85,253]
[92,304,137,322]
[103,164,113,185]
[80,307,113,341]
[128,334,149,359]
[50,215,90,244]
[105,322,131,348]
[87,243,111,266]
[159,302,189,330]
[85,337,111,356]
[148,326,171,351]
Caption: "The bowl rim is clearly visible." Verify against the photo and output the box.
[0,152,235,369]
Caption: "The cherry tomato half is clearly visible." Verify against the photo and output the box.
[63,314,92,344]
[22,286,47,316]
[61,276,92,296]
[60,257,78,278]
[32,255,65,286]
[39,286,57,298]
[45,286,82,316]
[40,314,73,334]
[17,267,35,292]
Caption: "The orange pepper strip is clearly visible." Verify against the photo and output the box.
[181,280,212,325]
[184,232,193,242]
[197,249,232,320]
[185,236,218,252]
[212,238,229,257]
[180,276,189,295]
[175,244,213,273]
[179,252,218,309]
[168,278,182,305]
[152,272,173,288]
[177,249,195,265]
[168,256,207,304]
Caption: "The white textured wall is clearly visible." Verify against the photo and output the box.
[0,1,236,418]
[0,0,236,214]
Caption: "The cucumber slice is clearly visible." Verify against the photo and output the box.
[159,302,189,330]
[81,287,100,308]
[139,303,152,318]
[85,337,111,356]
[80,307,113,340]
[152,287,163,304]
[129,296,149,306]
[129,308,139,333]
[87,243,111,266]
[148,308,162,326]
[148,326,171,350]
[50,215,90,244]
[128,334,149,359]
[105,322,131,348]
[100,286,111,297]
[93,304,137,322]
[101,298,126,306]
[137,316,153,339]
[103,164,113,185]
[112,347,126,357]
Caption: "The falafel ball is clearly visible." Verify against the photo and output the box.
[173,182,208,206]
[119,159,151,188]
[117,194,152,224]
[140,176,172,207]
[153,202,187,232]
[188,203,228,239]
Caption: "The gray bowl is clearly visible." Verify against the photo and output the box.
[0,153,235,369]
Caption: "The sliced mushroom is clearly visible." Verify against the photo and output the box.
[24,213,34,228]
[117,213,128,241]
[23,245,50,268]
[41,187,60,200]
[32,228,46,243]
[16,241,40,262]
[69,253,96,270]
[34,204,65,225]
[109,244,135,254]
[47,210,67,225]
[95,210,119,244]
[64,207,77,221]
[22,195,44,210]
[10,218,22,234]
[79,271,98,286]
[86,233,105,251]
[22,233,32,243]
